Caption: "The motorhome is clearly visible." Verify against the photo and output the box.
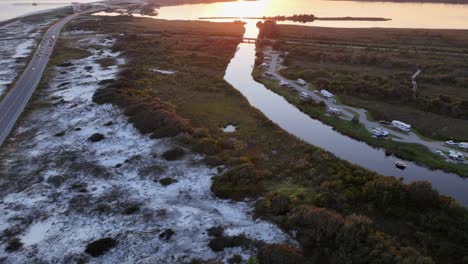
[297,79,307,86]
[391,120,411,132]
[320,90,334,98]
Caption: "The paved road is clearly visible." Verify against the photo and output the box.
[264,48,467,162]
[0,12,84,147]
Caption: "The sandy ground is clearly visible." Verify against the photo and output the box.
[0,17,57,96]
[0,32,293,263]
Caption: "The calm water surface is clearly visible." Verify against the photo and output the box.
[158,0,468,30]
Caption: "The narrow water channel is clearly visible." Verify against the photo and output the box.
[224,25,468,206]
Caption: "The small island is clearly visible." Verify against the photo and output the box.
[199,14,391,23]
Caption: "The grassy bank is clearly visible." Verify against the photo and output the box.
[67,15,468,263]
[253,67,468,178]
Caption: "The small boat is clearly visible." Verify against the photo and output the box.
[394,161,407,170]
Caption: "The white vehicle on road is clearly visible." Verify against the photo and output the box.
[32,67,35,71]
[459,142,468,149]
[297,79,307,86]
[435,150,446,157]
[327,107,342,115]
[449,151,465,161]
[279,80,289,87]
[372,127,389,137]
[445,140,458,146]
[300,92,311,100]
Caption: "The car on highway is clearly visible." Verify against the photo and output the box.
[32,67,35,71]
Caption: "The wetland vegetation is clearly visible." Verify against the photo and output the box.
[72,15,468,263]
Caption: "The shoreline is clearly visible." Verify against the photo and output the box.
[0,6,69,25]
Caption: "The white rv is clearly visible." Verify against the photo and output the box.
[391,120,411,132]
[458,142,468,149]
[297,79,307,86]
[320,90,334,98]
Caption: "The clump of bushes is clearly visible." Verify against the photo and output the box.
[211,163,270,200]
[285,205,434,263]
[208,234,254,252]
[57,61,73,67]
[162,147,185,161]
[159,177,178,186]
[85,237,117,257]
[257,244,305,264]
[5,238,23,252]
[122,204,140,215]
[159,229,175,240]
[93,87,192,139]
[207,226,224,237]
[193,138,221,155]
[88,133,105,142]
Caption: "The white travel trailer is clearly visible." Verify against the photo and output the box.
[391,120,411,132]
[459,142,468,149]
[320,90,334,98]
[297,79,307,86]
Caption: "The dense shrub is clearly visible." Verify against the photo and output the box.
[211,163,269,200]
[208,234,253,252]
[159,177,178,186]
[257,244,305,264]
[85,237,117,257]
[162,147,185,161]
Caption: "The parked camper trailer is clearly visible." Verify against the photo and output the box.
[297,79,307,86]
[391,120,411,132]
[320,90,334,98]
[459,142,468,149]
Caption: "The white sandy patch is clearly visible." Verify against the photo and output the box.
[0,17,57,95]
[0,33,294,263]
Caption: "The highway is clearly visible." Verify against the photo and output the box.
[0,12,81,147]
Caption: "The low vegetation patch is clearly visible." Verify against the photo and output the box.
[85,237,117,257]
[161,147,185,161]
[159,177,178,186]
